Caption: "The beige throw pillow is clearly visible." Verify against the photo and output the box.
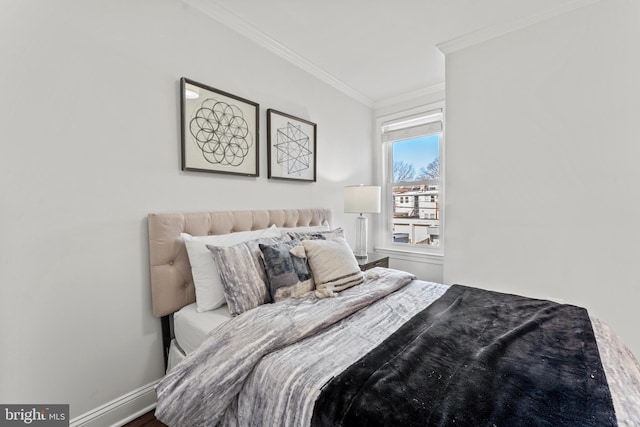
[301,237,364,298]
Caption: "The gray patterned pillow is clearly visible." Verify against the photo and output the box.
[287,227,344,241]
[207,236,290,316]
[259,239,314,302]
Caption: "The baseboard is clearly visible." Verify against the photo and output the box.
[70,380,159,427]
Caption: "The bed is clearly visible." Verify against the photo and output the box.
[148,208,640,427]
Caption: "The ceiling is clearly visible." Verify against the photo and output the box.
[185,0,597,106]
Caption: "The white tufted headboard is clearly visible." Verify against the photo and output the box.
[147,208,333,317]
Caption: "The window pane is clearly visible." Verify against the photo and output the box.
[391,135,440,247]
[392,135,440,183]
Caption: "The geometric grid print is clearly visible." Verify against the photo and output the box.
[274,122,311,175]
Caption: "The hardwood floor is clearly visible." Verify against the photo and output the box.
[122,410,167,427]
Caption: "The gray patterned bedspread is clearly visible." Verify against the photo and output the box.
[155,268,640,427]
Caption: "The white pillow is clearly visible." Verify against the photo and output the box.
[301,237,365,298]
[182,225,280,312]
[277,223,330,234]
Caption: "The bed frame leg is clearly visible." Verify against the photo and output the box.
[161,315,173,371]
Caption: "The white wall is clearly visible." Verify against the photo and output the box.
[0,0,373,420]
[444,0,640,358]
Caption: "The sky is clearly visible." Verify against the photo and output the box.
[392,134,440,171]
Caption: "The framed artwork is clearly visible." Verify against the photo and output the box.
[180,77,259,176]
[267,109,317,182]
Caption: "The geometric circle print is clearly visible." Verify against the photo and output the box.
[189,98,253,166]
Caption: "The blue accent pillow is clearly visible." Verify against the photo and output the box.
[259,239,315,301]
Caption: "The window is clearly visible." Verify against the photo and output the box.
[381,106,444,251]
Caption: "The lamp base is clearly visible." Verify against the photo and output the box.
[353,214,368,258]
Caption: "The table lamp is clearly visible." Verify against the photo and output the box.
[344,185,381,258]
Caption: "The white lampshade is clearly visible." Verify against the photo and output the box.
[344,185,381,214]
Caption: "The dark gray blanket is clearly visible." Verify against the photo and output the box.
[312,284,617,427]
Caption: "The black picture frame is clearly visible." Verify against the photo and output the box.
[267,109,317,182]
[180,77,259,177]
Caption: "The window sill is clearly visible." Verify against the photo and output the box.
[374,246,444,265]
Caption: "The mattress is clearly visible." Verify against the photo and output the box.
[173,302,232,356]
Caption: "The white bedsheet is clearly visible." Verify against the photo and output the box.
[174,303,231,356]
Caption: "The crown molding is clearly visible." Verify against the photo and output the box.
[374,82,446,110]
[437,0,601,55]
[183,0,374,107]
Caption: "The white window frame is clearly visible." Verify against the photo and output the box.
[374,102,445,259]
